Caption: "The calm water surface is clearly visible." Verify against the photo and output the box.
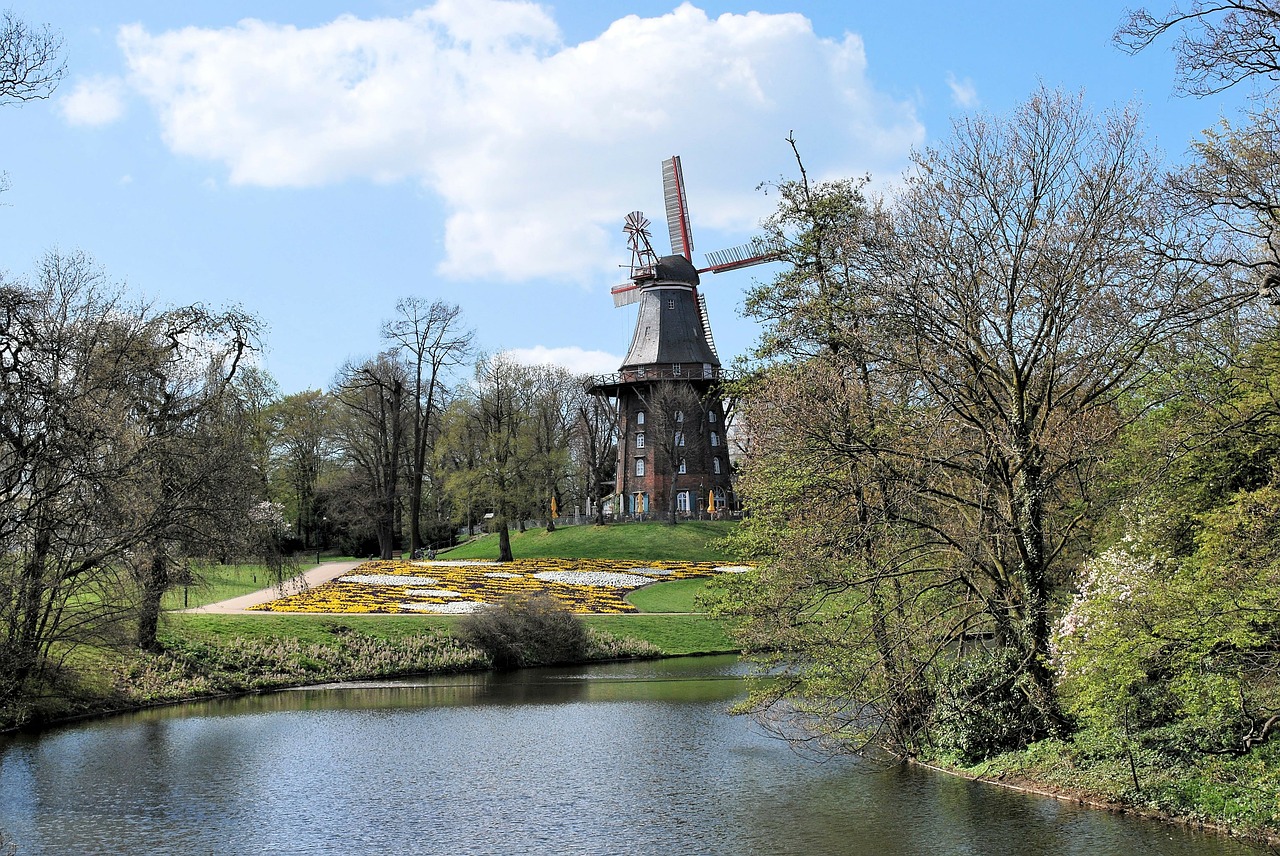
[0,656,1269,855]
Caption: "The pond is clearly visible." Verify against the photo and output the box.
[0,656,1268,855]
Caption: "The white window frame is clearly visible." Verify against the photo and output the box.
[637,411,645,425]
[713,457,722,474]
[678,458,687,474]
[675,431,685,447]
[710,431,719,447]
[635,457,646,477]
[636,432,645,449]
[676,490,690,512]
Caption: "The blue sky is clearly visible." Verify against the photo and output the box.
[1,1,1255,394]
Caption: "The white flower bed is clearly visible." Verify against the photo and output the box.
[629,567,675,576]
[341,574,440,586]
[400,601,485,614]
[533,571,655,588]
[715,565,753,574]
[405,588,465,598]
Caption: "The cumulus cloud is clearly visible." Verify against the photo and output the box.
[505,345,622,374]
[118,1,924,282]
[59,75,127,125]
[946,71,978,108]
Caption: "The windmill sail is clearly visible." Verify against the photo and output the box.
[701,237,782,274]
[698,292,719,360]
[611,283,643,307]
[662,156,694,259]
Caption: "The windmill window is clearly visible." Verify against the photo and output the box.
[708,411,717,423]
[703,363,713,378]
[714,457,722,474]
[711,431,719,447]
[672,363,682,376]
[668,298,677,310]
[676,490,690,512]
[676,431,685,447]
[675,410,684,423]
[636,432,645,449]
[636,458,646,477]
[678,458,687,474]
[637,411,645,425]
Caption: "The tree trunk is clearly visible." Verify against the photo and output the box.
[497,520,513,562]
[136,553,169,652]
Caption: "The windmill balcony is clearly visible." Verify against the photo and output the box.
[586,365,732,394]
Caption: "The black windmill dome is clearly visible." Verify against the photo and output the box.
[619,255,719,370]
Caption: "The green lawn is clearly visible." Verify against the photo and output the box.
[443,520,738,561]
[584,614,734,655]
[626,577,710,613]
[164,613,457,645]
[164,611,734,657]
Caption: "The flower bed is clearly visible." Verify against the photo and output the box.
[250,558,742,615]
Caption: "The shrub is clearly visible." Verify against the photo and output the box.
[931,647,1059,763]
[458,594,589,668]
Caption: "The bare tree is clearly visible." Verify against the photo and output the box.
[1115,2,1280,96]
[331,354,410,560]
[725,90,1248,755]
[0,10,64,105]
[637,381,708,524]
[381,298,472,553]
[570,378,616,525]
[0,251,264,677]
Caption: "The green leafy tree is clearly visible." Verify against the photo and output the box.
[1056,335,1280,756]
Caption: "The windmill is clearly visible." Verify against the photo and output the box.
[589,155,780,522]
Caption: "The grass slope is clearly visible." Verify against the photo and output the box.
[443,520,737,562]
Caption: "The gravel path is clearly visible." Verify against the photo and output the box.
[175,561,366,615]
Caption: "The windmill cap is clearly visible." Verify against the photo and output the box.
[653,254,700,286]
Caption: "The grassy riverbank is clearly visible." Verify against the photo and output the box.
[2,522,737,731]
[925,738,1280,843]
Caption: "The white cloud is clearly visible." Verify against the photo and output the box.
[59,75,127,125]
[946,71,978,108]
[505,345,622,374]
[117,2,924,283]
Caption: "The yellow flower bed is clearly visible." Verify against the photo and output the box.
[251,558,741,615]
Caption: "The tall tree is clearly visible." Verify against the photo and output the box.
[0,251,263,679]
[331,354,410,560]
[569,377,617,525]
[441,354,539,562]
[381,298,472,552]
[720,90,1245,757]
[270,390,333,548]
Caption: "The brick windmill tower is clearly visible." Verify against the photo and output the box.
[589,156,778,520]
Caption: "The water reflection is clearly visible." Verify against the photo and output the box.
[0,655,1269,856]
